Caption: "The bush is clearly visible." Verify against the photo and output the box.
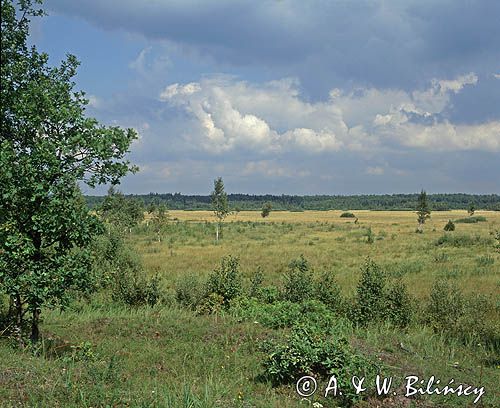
[435,233,493,247]
[353,258,386,324]
[175,274,204,309]
[340,212,356,218]
[425,280,499,346]
[262,324,378,405]
[248,267,264,298]
[256,285,280,303]
[112,270,161,307]
[384,281,413,327]
[314,271,343,313]
[454,216,487,223]
[282,255,314,302]
[443,220,455,231]
[205,255,242,308]
[476,255,495,267]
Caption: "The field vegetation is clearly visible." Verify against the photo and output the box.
[2,209,499,407]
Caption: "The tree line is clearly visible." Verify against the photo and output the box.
[85,192,500,211]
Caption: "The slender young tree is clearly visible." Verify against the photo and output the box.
[468,203,475,216]
[416,190,431,233]
[0,0,137,344]
[210,177,229,242]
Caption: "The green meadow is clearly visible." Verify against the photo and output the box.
[1,210,499,407]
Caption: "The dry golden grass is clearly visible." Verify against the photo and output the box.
[135,210,500,300]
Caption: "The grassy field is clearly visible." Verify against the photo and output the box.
[1,210,499,407]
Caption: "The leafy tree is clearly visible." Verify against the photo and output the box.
[416,189,431,233]
[151,203,169,242]
[100,186,144,233]
[468,203,475,216]
[261,202,272,218]
[0,0,137,344]
[210,177,229,242]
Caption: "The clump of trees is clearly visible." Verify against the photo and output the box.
[0,0,137,345]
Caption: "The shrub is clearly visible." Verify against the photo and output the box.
[366,227,374,244]
[425,280,498,346]
[112,270,161,307]
[262,324,378,405]
[196,293,225,315]
[384,281,413,327]
[282,255,314,302]
[443,220,455,231]
[248,267,264,298]
[205,255,242,307]
[454,216,487,223]
[314,271,343,313]
[256,285,280,303]
[175,274,204,309]
[353,258,386,324]
[340,212,356,218]
[435,234,493,247]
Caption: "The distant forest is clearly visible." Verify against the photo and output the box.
[85,193,500,211]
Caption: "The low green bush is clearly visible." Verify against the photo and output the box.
[175,274,204,309]
[282,255,314,302]
[425,280,499,347]
[314,270,343,313]
[443,220,455,231]
[435,233,493,247]
[454,216,487,223]
[340,212,356,218]
[204,255,242,308]
[262,323,378,406]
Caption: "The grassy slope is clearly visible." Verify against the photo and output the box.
[1,210,499,407]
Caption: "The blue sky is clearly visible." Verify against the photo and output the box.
[36,0,500,194]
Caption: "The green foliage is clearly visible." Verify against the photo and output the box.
[435,233,493,247]
[353,258,386,324]
[248,267,264,298]
[112,270,161,308]
[468,203,475,216]
[0,0,136,342]
[255,285,280,303]
[175,274,204,310]
[99,187,144,233]
[454,216,487,223]
[231,298,337,330]
[340,212,356,218]
[262,323,378,405]
[366,226,374,244]
[476,255,494,267]
[150,203,169,242]
[425,280,499,346]
[261,202,272,218]
[443,220,455,231]
[384,281,413,327]
[282,255,314,302]
[210,177,229,241]
[313,271,343,313]
[204,255,242,308]
[416,190,431,232]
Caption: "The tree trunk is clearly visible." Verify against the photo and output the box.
[13,294,24,348]
[216,223,219,242]
[30,308,40,343]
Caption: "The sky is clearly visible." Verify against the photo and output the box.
[34,0,500,195]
